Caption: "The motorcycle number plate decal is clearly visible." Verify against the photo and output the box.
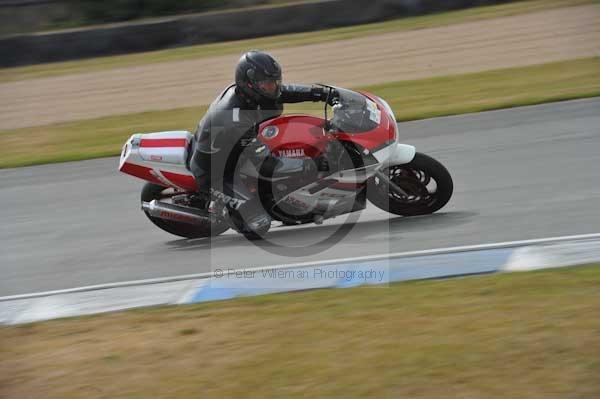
[366,99,381,124]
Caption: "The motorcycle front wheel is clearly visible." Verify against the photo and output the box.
[367,152,453,216]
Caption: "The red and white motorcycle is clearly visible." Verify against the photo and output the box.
[118,85,453,238]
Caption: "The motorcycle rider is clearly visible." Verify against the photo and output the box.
[190,50,334,238]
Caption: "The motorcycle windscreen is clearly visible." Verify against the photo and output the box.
[329,87,381,133]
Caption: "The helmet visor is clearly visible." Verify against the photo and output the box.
[255,79,282,99]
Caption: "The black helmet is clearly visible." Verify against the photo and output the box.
[235,50,282,101]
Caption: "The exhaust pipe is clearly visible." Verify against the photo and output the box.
[142,200,210,225]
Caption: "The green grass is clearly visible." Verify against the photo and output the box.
[1,57,598,169]
[0,107,207,168]
[0,0,594,83]
[1,265,599,398]
[367,56,600,121]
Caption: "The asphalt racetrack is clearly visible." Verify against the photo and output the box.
[1,98,599,296]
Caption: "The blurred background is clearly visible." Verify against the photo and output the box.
[1,0,517,66]
[1,0,599,397]
[1,0,313,35]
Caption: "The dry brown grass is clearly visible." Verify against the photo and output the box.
[1,265,599,398]
[1,0,594,83]
[2,3,599,131]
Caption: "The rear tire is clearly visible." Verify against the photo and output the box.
[367,152,453,216]
[141,183,229,239]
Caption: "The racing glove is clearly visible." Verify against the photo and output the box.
[310,85,338,105]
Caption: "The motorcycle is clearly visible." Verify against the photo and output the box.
[118,85,453,239]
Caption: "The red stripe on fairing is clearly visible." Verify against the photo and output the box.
[119,162,166,186]
[331,182,365,191]
[119,162,197,191]
[140,138,187,148]
[162,171,197,191]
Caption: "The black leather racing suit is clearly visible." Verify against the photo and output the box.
[189,83,328,228]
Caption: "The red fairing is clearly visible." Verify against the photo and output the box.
[120,162,197,191]
[120,162,165,186]
[140,138,188,148]
[332,92,396,151]
[258,93,396,157]
[162,171,197,191]
[258,115,329,158]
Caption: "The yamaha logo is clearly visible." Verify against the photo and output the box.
[277,148,306,158]
[261,126,279,139]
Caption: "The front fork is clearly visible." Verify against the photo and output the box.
[374,169,410,197]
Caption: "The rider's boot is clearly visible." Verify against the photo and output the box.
[227,197,272,240]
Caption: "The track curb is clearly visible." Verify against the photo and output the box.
[2,233,599,324]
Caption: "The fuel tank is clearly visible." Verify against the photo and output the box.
[257,92,397,159]
[257,115,328,159]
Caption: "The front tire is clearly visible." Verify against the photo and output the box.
[367,152,453,216]
[141,183,229,239]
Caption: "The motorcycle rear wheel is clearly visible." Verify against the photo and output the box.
[367,152,453,216]
[141,183,229,239]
